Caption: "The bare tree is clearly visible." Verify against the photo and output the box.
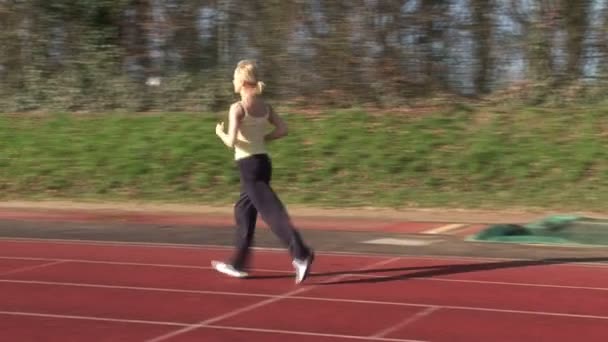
[472,0,494,94]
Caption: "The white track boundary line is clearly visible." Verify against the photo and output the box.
[145,257,401,342]
[0,279,273,298]
[0,260,66,276]
[372,307,440,338]
[0,256,293,274]
[2,255,608,291]
[2,236,608,268]
[422,224,466,235]
[0,310,423,342]
[204,324,426,342]
[2,279,608,321]
[0,237,239,251]
[0,310,188,327]
[0,237,384,258]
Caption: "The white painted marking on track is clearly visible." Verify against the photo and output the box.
[4,262,608,291]
[0,279,276,297]
[0,237,387,258]
[0,310,425,342]
[2,237,608,267]
[363,238,440,246]
[0,260,66,276]
[3,255,608,291]
[2,237,608,340]
[2,281,608,323]
[422,223,466,235]
[1,263,607,331]
[0,310,187,326]
[0,256,292,274]
[145,257,402,342]
[204,324,427,342]
[372,306,440,338]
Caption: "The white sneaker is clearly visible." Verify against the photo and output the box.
[292,252,314,284]
[211,261,248,278]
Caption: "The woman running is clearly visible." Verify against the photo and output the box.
[212,60,314,284]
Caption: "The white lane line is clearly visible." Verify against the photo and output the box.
[422,224,467,235]
[0,260,66,276]
[145,257,402,342]
[205,324,427,342]
[2,279,608,320]
[372,307,440,338]
[362,238,440,246]
[0,310,187,327]
[2,256,608,291]
[2,237,608,267]
[0,310,425,342]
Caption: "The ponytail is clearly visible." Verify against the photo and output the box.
[256,81,266,94]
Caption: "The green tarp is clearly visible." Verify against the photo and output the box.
[468,215,608,246]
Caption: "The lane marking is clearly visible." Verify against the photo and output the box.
[0,310,187,326]
[372,307,440,338]
[145,257,402,342]
[205,324,426,342]
[2,278,608,320]
[422,224,466,235]
[3,256,608,290]
[0,310,424,342]
[362,238,440,247]
[0,256,293,273]
[2,237,608,267]
[0,260,66,276]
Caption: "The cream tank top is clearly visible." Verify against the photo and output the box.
[234,103,271,161]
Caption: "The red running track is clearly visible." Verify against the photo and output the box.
[0,238,607,341]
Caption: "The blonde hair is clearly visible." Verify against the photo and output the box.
[234,60,265,94]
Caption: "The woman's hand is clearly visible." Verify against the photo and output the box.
[215,122,225,138]
[216,104,244,148]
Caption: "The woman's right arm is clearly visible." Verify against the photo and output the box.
[216,103,244,148]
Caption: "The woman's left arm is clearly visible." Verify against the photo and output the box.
[264,105,288,142]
